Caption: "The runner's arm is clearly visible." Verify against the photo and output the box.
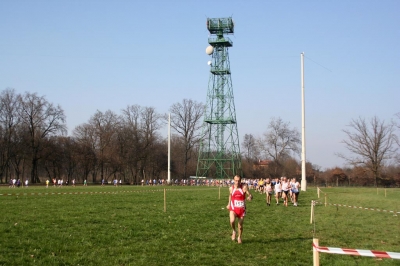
[227,187,232,209]
[243,184,253,201]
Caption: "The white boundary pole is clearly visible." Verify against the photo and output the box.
[168,113,171,184]
[310,200,314,224]
[164,188,166,212]
[301,52,307,191]
[313,238,320,266]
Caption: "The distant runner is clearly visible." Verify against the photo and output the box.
[265,178,273,206]
[291,177,300,206]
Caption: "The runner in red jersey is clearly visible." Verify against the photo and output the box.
[226,175,252,244]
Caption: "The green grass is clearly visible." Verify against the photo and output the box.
[0,185,399,265]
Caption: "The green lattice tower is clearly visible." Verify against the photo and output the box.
[196,17,242,180]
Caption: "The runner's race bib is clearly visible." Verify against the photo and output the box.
[234,200,245,208]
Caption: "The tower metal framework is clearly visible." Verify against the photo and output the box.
[196,17,242,180]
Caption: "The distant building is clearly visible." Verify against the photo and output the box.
[253,159,272,170]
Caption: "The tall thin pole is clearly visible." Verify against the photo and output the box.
[168,113,171,184]
[164,188,166,212]
[313,238,320,266]
[301,52,307,191]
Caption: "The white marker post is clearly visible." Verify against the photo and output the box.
[168,113,171,184]
[310,200,314,224]
[164,188,166,212]
[301,52,307,191]
[313,238,320,266]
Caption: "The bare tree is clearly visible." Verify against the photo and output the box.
[241,134,260,162]
[119,105,162,183]
[74,110,120,183]
[73,123,97,182]
[168,99,204,179]
[241,133,261,179]
[258,117,301,176]
[140,106,163,181]
[395,112,400,164]
[312,164,322,186]
[0,88,21,182]
[18,92,66,183]
[119,105,142,182]
[339,116,398,186]
[330,167,348,187]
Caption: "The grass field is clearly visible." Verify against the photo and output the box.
[0,185,399,265]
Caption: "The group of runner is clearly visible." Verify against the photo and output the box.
[227,175,301,244]
[8,178,28,188]
[140,178,230,186]
[50,178,76,187]
[253,177,301,207]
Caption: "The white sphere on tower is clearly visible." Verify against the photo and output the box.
[206,45,214,55]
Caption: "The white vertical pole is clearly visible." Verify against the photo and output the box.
[168,113,171,184]
[313,238,320,266]
[310,200,314,224]
[301,52,307,191]
[164,188,166,212]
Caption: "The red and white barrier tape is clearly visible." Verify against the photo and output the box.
[0,188,218,197]
[313,242,400,259]
[314,201,400,215]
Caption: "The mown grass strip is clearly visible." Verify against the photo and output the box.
[0,186,399,265]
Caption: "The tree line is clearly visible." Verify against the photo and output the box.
[0,89,204,185]
[1,88,399,186]
[241,116,400,187]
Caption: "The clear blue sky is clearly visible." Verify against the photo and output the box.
[1,0,399,169]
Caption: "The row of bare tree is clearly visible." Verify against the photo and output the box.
[1,88,399,186]
[0,89,66,183]
[240,116,400,187]
[0,89,205,184]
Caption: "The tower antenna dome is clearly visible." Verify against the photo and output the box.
[206,45,214,55]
